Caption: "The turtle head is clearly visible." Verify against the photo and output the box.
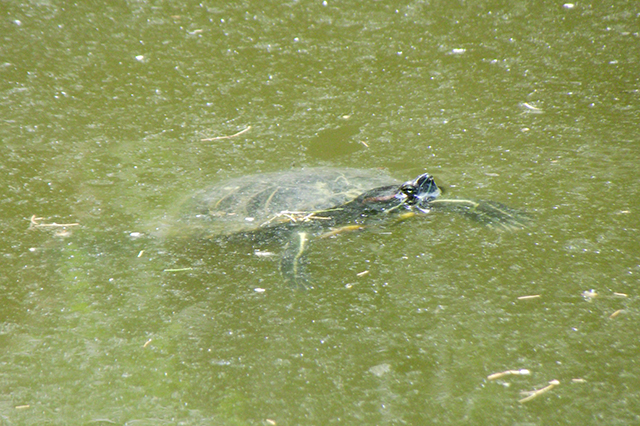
[396,173,442,212]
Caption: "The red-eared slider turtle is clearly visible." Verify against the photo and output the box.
[177,168,529,288]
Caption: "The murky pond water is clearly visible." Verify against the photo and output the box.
[1,2,639,425]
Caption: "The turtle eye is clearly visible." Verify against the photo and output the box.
[400,183,416,196]
[399,183,419,205]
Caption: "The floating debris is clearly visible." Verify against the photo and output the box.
[163,267,194,272]
[54,229,73,238]
[143,339,152,348]
[609,309,623,319]
[519,379,560,404]
[260,210,333,227]
[356,270,370,277]
[582,289,598,302]
[29,215,79,230]
[517,294,541,300]
[487,369,531,381]
[520,102,543,114]
[201,126,251,141]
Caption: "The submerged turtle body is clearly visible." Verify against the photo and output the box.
[181,168,407,238]
[176,167,529,288]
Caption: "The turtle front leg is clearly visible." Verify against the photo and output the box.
[280,231,310,289]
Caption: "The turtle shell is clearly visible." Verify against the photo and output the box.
[180,167,401,237]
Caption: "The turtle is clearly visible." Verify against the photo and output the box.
[175,167,529,288]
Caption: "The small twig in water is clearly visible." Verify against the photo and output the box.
[201,126,251,141]
[522,102,542,111]
[487,369,531,381]
[609,309,623,319]
[519,380,560,403]
[29,215,79,230]
[517,294,541,300]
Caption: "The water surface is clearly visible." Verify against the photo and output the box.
[1,2,638,425]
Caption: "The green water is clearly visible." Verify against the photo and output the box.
[1,1,639,425]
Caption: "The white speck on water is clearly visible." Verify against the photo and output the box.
[582,289,598,302]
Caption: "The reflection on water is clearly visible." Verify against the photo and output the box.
[1,1,639,424]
